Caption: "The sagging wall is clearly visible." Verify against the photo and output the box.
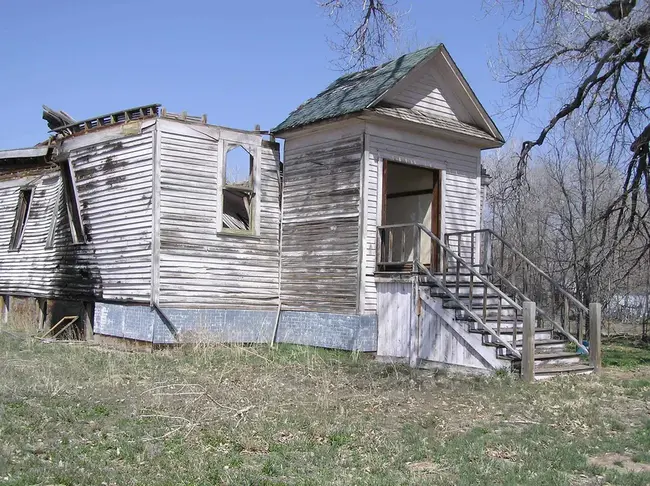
[93,302,377,350]
[155,119,281,309]
[0,123,155,302]
[362,122,482,315]
[280,122,365,314]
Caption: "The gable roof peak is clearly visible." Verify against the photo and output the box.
[272,45,442,134]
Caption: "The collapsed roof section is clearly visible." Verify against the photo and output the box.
[42,106,75,131]
[46,104,161,138]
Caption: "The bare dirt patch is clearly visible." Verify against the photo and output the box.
[588,452,650,473]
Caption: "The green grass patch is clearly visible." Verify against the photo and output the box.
[603,337,650,369]
[1,331,650,484]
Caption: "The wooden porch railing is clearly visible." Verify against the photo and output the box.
[445,229,590,354]
[378,223,523,359]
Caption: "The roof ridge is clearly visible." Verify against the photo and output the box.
[271,45,442,134]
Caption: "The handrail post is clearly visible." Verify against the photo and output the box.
[589,303,602,373]
[482,232,492,275]
[413,224,421,275]
[522,301,536,383]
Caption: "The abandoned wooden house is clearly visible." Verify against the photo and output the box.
[0,45,601,378]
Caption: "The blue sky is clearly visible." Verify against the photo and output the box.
[0,0,525,150]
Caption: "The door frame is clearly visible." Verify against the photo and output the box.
[382,160,442,271]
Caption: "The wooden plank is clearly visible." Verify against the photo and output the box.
[589,303,602,372]
[37,298,47,330]
[1,295,8,324]
[83,301,94,341]
[521,301,536,383]
[150,120,162,306]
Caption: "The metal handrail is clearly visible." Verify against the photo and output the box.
[377,223,523,358]
[445,229,588,313]
[414,261,521,359]
[418,225,523,312]
[489,266,589,354]
[446,228,590,352]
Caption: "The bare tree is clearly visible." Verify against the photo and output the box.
[322,0,650,230]
[485,124,648,319]
[319,0,403,69]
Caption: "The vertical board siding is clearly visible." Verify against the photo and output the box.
[376,280,412,358]
[364,129,480,314]
[158,123,280,309]
[281,135,363,313]
[0,131,154,301]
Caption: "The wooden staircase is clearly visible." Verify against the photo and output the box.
[377,223,600,379]
[427,272,594,379]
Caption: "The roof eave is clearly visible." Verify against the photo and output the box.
[0,146,51,161]
[271,111,366,139]
[361,110,505,149]
[437,45,505,143]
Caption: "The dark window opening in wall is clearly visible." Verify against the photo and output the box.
[223,145,254,232]
[45,188,63,249]
[60,160,86,244]
[9,188,34,250]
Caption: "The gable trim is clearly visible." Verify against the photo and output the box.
[437,46,504,143]
[371,44,504,144]
[366,46,442,109]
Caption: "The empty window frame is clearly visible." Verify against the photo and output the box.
[221,144,256,233]
[45,186,63,249]
[60,160,86,244]
[9,188,34,250]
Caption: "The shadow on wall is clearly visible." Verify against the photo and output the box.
[47,180,102,339]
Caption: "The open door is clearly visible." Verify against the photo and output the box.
[382,161,442,271]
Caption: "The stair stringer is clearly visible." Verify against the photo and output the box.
[417,289,505,373]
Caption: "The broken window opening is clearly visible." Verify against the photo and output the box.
[222,144,255,232]
[45,187,63,249]
[9,188,34,250]
[60,160,86,244]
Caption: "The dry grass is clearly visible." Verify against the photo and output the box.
[0,328,650,485]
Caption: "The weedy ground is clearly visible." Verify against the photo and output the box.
[0,327,649,486]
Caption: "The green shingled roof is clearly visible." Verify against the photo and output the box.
[272,45,441,134]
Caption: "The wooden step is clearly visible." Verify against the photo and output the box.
[479,327,554,342]
[495,339,567,357]
[532,364,594,380]
[429,285,501,298]
[455,308,519,320]
[443,295,513,308]
[509,351,583,367]
[426,272,491,284]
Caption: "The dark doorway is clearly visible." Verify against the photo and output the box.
[382,161,441,270]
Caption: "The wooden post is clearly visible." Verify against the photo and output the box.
[1,295,9,325]
[589,303,602,372]
[83,302,95,341]
[482,234,492,274]
[521,301,536,383]
[44,299,52,331]
[37,298,47,331]
[409,279,420,368]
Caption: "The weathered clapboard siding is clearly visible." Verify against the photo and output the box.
[362,123,481,314]
[0,172,61,296]
[66,130,155,301]
[384,71,456,119]
[0,128,155,301]
[157,119,281,309]
[382,54,473,123]
[281,130,363,313]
